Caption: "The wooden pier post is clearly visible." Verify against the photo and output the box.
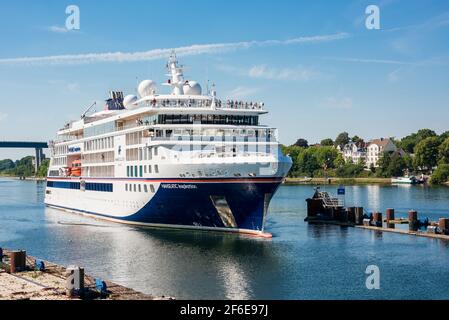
[355,207,364,225]
[386,208,395,229]
[347,207,356,224]
[439,218,449,235]
[373,212,382,227]
[9,250,26,273]
[408,210,418,232]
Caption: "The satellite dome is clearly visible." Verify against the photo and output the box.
[183,81,202,96]
[123,94,138,109]
[138,80,156,98]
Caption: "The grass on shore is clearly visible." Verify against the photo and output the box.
[284,177,392,185]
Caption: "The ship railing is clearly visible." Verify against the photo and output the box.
[317,191,344,208]
[150,135,278,143]
[144,99,265,111]
[178,151,273,160]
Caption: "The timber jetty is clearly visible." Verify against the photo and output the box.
[0,248,173,300]
[305,187,449,241]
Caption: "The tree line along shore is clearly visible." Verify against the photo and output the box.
[282,129,449,185]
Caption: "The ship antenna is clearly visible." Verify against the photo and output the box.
[166,50,185,95]
[81,101,97,119]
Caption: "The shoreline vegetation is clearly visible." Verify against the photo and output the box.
[282,129,449,186]
[284,177,392,185]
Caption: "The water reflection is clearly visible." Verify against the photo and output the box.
[44,206,278,299]
[366,185,381,212]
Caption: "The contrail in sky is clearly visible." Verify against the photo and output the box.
[0,33,350,66]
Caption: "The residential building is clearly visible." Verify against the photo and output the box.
[339,141,367,164]
[366,138,397,168]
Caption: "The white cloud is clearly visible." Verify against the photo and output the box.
[66,82,80,93]
[227,86,260,99]
[323,57,415,66]
[0,32,350,66]
[47,26,70,33]
[0,113,7,121]
[323,97,353,110]
[47,80,80,93]
[217,64,326,81]
[248,65,323,81]
[387,68,401,83]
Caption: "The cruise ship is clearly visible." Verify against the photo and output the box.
[44,53,292,237]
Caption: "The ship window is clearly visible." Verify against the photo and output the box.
[155,165,159,173]
[138,184,141,192]
[148,165,152,173]
[150,185,155,193]
[134,166,138,177]
[139,166,143,177]
[133,184,136,192]
[125,184,128,192]
[144,166,147,174]
[144,185,148,193]
[126,166,129,177]
[130,166,133,177]
[154,147,158,156]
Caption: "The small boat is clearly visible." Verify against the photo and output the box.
[391,176,419,185]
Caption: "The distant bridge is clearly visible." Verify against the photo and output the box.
[0,141,49,172]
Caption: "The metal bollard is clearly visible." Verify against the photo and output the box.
[34,259,45,272]
[95,278,108,295]
[9,250,26,273]
[65,265,85,298]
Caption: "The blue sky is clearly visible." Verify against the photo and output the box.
[1,0,449,159]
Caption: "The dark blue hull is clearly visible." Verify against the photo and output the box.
[123,181,282,232]
[47,179,283,234]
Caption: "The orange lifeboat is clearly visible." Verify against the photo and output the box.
[71,160,82,177]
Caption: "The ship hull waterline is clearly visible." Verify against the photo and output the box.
[45,179,283,238]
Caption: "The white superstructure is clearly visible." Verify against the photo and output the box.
[45,53,292,236]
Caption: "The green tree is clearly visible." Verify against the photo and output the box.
[399,129,437,153]
[293,138,309,148]
[335,162,364,177]
[320,138,334,146]
[13,156,35,176]
[351,135,362,144]
[439,137,449,164]
[282,145,304,176]
[37,159,50,177]
[413,137,440,171]
[431,164,449,185]
[315,146,339,169]
[439,131,449,144]
[333,153,345,168]
[335,132,350,147]
[296,149,320,177]
[376,152,408,177]
[0,159,15,172]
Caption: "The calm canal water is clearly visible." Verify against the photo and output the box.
[1,178,449,300]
